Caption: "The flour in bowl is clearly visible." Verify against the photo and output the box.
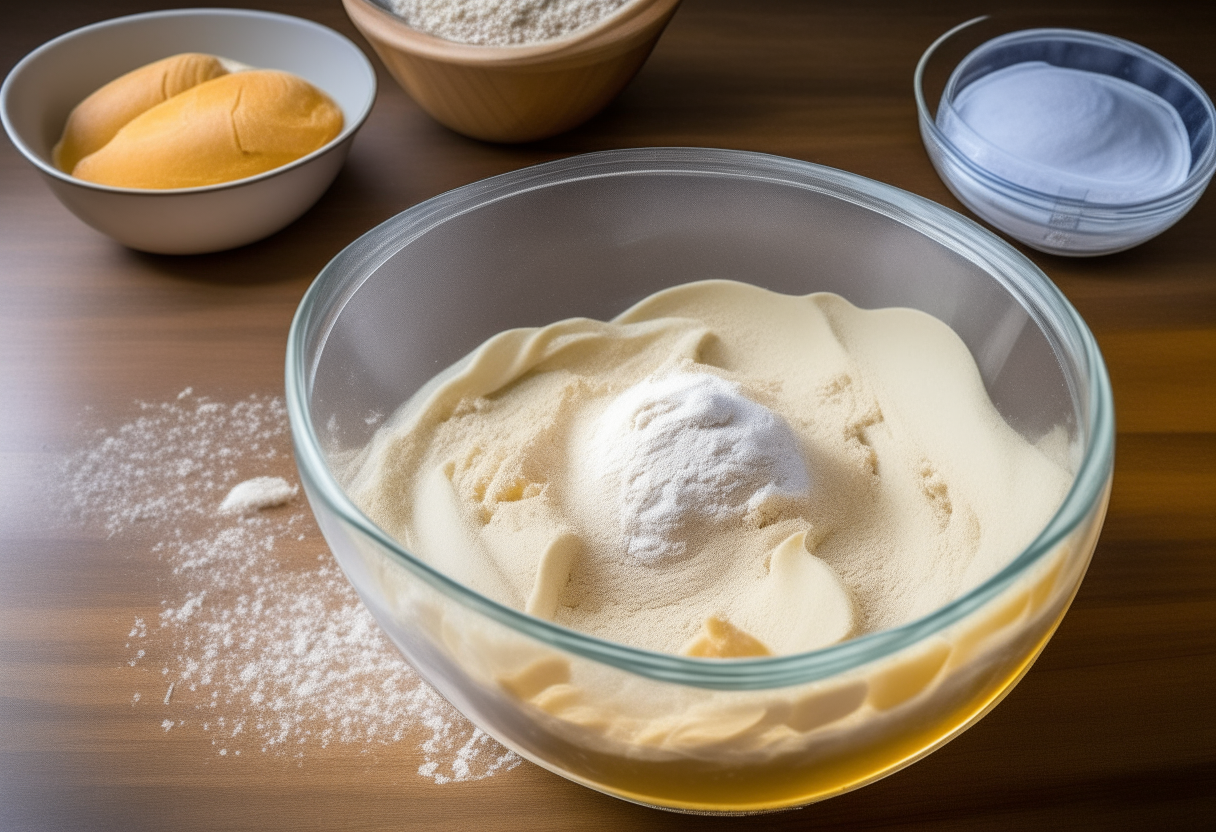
[390,0,633,46]
[348,280,1073,657]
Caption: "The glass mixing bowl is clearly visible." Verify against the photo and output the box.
[286,148,1113,813]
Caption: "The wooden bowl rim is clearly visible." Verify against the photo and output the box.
[342,0,682,66]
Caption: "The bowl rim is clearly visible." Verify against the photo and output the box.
[914,17,1216,215]
[346,0,681,63]
[0,7,378,196]
[286,147,1115,691]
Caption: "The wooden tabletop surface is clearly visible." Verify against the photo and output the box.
[2,1,1213,829]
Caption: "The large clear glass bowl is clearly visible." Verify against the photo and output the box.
[286,148,1113,813]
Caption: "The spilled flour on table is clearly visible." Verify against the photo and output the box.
[63,389,519,782]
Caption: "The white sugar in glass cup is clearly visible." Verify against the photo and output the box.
[916,17,1215,256]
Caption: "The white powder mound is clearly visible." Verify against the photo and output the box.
[219,476,298,516]
[390,0,632,46]
[589,372,810,563]
[63,390,519,781]
[941,62,1190,204]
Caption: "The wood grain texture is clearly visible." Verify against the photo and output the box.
[1,1,1213,830]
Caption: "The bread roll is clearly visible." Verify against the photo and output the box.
[71,70,344,190]
[53,53,227,173]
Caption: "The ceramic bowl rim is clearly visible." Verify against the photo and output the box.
[0,7,377,197]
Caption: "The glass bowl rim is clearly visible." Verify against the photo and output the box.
[913,17,1216,215]
[285,147,1114,691]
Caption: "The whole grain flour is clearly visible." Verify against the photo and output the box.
[390,0,632,46]
[63,389,519,782]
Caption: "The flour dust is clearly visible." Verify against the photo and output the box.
[63,389,519,783]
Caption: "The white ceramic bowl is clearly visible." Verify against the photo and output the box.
[1,8,376,254]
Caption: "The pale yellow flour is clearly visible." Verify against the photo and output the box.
[347,281,1072,657]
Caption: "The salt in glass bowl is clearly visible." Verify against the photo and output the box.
[286,147,1113,813]
[915,17,1215,256]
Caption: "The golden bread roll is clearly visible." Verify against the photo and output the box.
[71,70,344,189]
[53,53,227,173]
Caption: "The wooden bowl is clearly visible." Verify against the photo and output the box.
[341,0,681,143]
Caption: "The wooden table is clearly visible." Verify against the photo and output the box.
[2,1,1212,829]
